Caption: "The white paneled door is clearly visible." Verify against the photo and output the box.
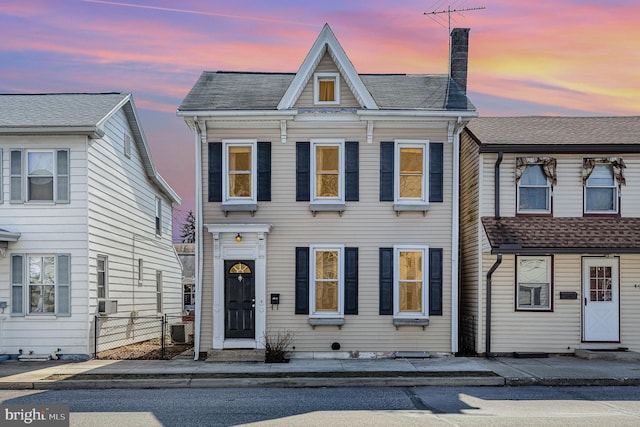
[582,257,619,342]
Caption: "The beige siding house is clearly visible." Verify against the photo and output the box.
[178,24,477,359]
[460,116,640,355]
[0,93,182,358]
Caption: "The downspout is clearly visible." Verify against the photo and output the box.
[485,254,502,356]
[192,118,204,361]
[485,152,504,357]
[494,151,503,219]
[451,117,463,354]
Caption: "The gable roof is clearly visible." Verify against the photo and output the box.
[0,93,180,204]
[482,217,640,254]
[178,25,475,114]
[466,116,640,153]
[277,24,377,110]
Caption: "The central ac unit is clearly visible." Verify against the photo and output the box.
[98,299,118,314]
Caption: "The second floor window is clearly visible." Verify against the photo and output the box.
[222,140,257,204]
[396,141,428,204]
[10,149,69,204]
[312,140,343,202]
[517,164,550,213]
[585,163,617,214]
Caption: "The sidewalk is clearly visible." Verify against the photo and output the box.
[1,355,640,389]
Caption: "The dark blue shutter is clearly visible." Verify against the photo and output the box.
[345,142,359,202]
[429,142,444,203]
[380,142,394,201]
[379,248,393,315]
[257,142,271,201]
[296,142,310,202]
[344,247,358,314]
[295,247,309,314]
[429,248,443,315]
[208,142,222,202]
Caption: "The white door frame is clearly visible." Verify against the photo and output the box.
[582,256,620,343]
[206,224,271,349]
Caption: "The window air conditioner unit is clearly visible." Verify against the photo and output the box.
[98,299,118,314]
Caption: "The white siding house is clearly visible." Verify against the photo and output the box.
[178,25,477,359]
[0,93,182,358]
[460,116,640,355]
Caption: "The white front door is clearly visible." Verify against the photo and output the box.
[582,257,619,342]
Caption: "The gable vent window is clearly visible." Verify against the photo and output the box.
[314,73,340,105]
[124,133,132,158]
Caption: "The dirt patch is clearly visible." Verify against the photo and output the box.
[97,340,193,360]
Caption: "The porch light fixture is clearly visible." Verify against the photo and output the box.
[235,233,242,243]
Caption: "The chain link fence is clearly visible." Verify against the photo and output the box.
[94,313,194,360]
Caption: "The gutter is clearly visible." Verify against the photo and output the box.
[479,144,640,154]
[451,117,465,353]
[485,254,502,357]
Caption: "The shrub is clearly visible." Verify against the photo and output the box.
[263,329,294,363]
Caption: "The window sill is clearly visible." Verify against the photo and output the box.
[393,318,429,330]
[393,203,429,216]
[308,318,345,329]
[221,203,258,217]
[309,203,346,217]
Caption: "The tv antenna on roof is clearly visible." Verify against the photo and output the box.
[425,1,485,33]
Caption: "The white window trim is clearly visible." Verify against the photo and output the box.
[222,139,257,204]
[393,245,429,319]
[155,197,162,236]
[97,255,108,301]
[310,138,344,204]
[309,244,345,318]
[26,149,56,203]
[516,164,551,214]
[584,163,619,214]
[516,255,552,311]
[394,140,429,205]
[314,72,340,105]
[26,254,57,316]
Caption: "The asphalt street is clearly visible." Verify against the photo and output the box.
[2,386,640,426]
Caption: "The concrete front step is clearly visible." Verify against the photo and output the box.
[206,349,265,362]
[575,348,640,361]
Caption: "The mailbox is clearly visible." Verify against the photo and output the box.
[270,293,280,305]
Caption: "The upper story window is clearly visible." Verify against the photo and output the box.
[517,165,550,213]
[97,255,108,300]
[312,139,344,203]
[515,157,556,214]
[314,73,340,105]
[396,140,428,204]
[155,197,162,235]
[583,158,625,215]
[516,256,552,311]
[223,140,257,204]
[10,149,69,204]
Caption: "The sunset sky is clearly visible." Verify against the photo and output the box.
[2,0,639,239]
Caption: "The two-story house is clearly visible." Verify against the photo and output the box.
[0,93,183,359]
[178,24,477,359]
[460,116,640,355]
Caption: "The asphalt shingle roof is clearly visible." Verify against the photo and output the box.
[0,93,128,128]
[178,71,475,112]
[466,116,640,146]
[482,217,640,253]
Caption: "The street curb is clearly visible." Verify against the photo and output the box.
[504,377,640,387]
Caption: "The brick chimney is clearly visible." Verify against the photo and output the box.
[449,28,470,94]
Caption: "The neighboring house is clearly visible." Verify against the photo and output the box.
[174,243,196,311]
[178,24,477,358]
[460,116,640,355]
[0,93,182,358]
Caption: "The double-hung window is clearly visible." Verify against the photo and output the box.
[97,256,107,301]
[393,246,428,319]
[10,253,71,316]
[310,245,344,318]
[396,141,428,204]
[10,149,69,203]
[517,164,551,213]
[585,163,617,214]
[312,139,344,203]
[516,256,552,310]
[222,140,257,204]
[314,73,340,105]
